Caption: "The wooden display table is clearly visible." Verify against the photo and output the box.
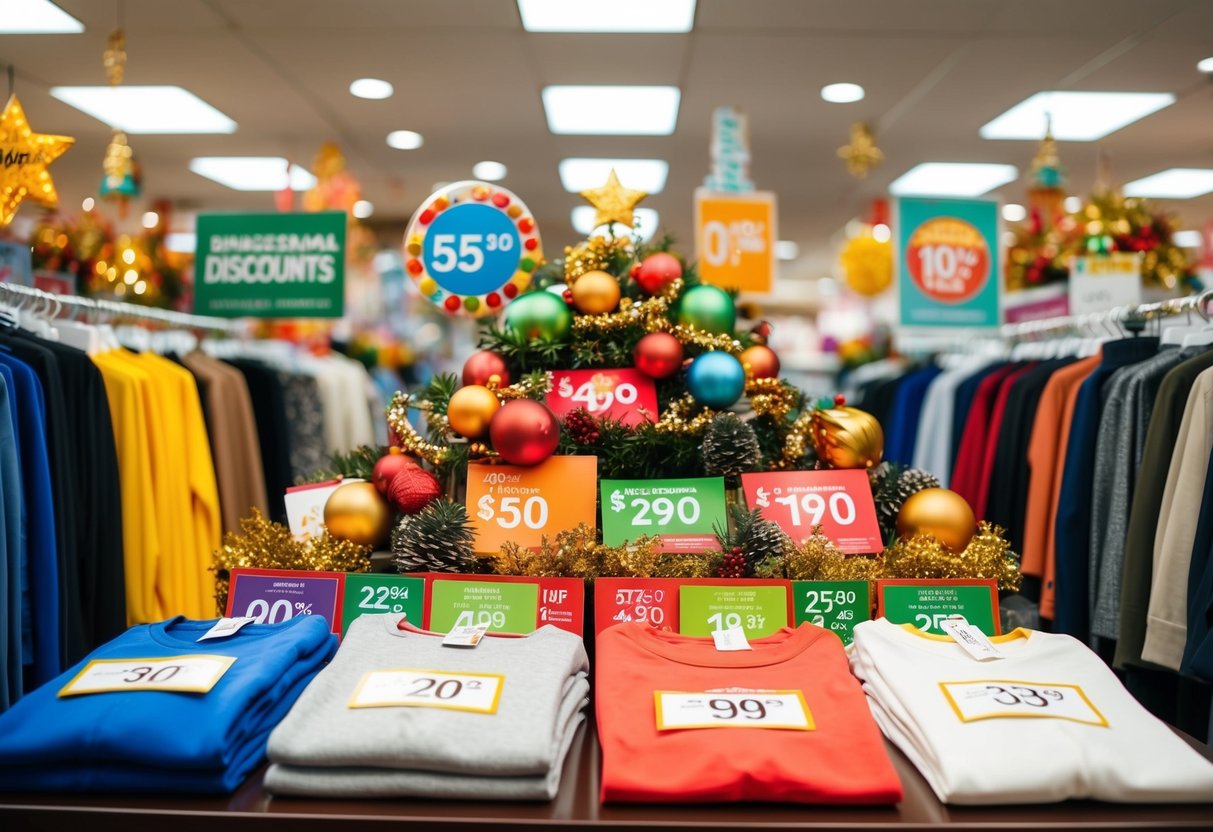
[2,723,1211,830]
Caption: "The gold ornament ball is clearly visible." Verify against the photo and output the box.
[447,384,501,439]
[570,269,621,315]
[896,488,976,553]
[810,406,883,469]
[739,344,781,379]
[323,481,392,549]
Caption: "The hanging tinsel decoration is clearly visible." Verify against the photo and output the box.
[491,524,714,581]
[882,521,1022,592]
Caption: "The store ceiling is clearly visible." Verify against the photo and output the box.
[5,0,1213,281]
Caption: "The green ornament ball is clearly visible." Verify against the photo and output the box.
[502,291,573,341]
[677,285,736,334]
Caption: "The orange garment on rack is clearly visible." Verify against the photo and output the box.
[1021,356,1100,589]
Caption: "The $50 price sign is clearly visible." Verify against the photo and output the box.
[601,477,727,553]
[466,457,598,554]
[546,369,657,427]
[742,470,882,554]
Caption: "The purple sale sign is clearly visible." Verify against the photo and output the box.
[226,568,345,635]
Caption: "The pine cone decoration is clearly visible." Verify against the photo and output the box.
[869,462,904,544]
[896,467,941,502]
[392,499,476,573]
[745,517,791,565]
[702,413,761,480]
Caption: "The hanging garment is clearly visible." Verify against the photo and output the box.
[0,370,20,709]
[884,365,943,466]
[1181,441,1213,680]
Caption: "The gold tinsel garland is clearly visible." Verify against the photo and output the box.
[883,521,1022,592]
[564,235,626,282]
[773,412,814,470]
[745,377,799,423]
[492,524,714,580]
[211,509,372,614]
[387,392,450,467]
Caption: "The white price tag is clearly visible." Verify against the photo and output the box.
[442,622,490,648]
[940,681,1108,727]
[940,617,1002,662]
[349,669,504,713]
[197,616,256,641]
[712,626,752,652]
[59,655,236,697]
[655,690,814,731]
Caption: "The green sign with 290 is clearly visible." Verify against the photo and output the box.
[194,211,345,318]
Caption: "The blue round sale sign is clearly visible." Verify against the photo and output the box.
[403,181,543,317]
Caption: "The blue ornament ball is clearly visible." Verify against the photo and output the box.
[687,351,746,409]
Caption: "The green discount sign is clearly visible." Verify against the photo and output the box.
[194,211,346,318]
[792,580,869,646]
[877,580,999,636]
[602,477,727,553]
[679,585,788,639]
[340,574,424,634]
[429,580,538,634]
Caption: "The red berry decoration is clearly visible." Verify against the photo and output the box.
[372,447,419,494]
[387,466,443,515]
[633,332,684,379]
[715,548,747,579]
[635,252,682,295]
[489,399,561,466]
[461,350,511,387]
[564,408,602,445]
[834,394,846,407]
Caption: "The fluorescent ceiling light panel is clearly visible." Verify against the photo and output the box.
[349,78,393,100]
[1123,168,1213,199]
[387,130,424,150]
[473,161,508,181]
[50,85,236,134]
[1198,57,1213,73]
[571,206,659,241]
[821,83,864,104]
[980,91,1175,141]
[518,0,695,32]
[888,162,1018,197]
[1173,229,1202,248]
[558,158,669,193]
[190,157,317,192]
[0,0,83,33]
[775,241,799,261]
[543,86,680,135]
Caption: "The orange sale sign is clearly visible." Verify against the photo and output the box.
[466,456,598,554]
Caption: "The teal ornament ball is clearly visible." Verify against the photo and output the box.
[502,291,573,341]
[687,351,746,409]
[677,285,736,334]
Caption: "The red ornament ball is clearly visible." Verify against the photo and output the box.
[387,466,443,514]
[462,350,511,387]
[635,252,682,295]
[633,332,684,379]
[489,399,560,466]
[372,447,419,494]
[738,344,781,379]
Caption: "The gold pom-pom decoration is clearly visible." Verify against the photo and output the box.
[839,233,893,297]
[883,521,1022,592]
[811,406,884,469]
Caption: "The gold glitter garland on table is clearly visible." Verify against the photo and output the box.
[492,524,714,580]
[211,509,371,614]
[387,392,450,467]
[882,522,1022,592]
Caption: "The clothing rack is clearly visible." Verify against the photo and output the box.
[0,281,247,334]
[999,290,1213,340]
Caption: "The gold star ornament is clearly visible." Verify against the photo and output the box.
[837,122,883,179]
[0,95,75,227]
[578,168,647,228]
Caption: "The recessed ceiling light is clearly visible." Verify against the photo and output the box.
[558,158,669,193]
[821,83,864,104]
[1173,229,1202,248]
[1123,168,1213,199]
[0,0,83,33]
[473,161,508,181]
[386,130,424,150]
[570,206,659,241]
[352,200,374,219]
[141,211,159,229]
[775,241,799,261]
[1064,196,1082,212]
[889,163,1018,197]
[349,78,393,100]
[542,86,680,135]
[872,223,891,242]
[1198,57,1213,73]
[979,91,1175,141]
[81,197,94,211]
[518,0,696,32]
[50,85,236,134]
[166,232,196,253]
[1002,203,1026,222]
[189,157,317,191]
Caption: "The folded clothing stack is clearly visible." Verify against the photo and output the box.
[595,622,903,804]
[265,614,589,800]
[850,618,1213,804]
[0,615,336,793]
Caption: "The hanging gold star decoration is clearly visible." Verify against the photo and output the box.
[579,168,647,228]
[0,95,74,226]
[837,122,884,179]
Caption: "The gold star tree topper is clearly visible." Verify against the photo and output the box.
[579,168,647,228]
[0,95,74,226]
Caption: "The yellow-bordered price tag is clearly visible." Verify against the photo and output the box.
[940,680,1108,727]
[654,689,814,731]
[58,655,236,697]
[348,669,504,714]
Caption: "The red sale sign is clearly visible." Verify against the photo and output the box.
[547,369,658,427]
[594,577,793,635]
[741,469,882,554]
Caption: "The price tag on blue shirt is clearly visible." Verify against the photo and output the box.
[59,655,237,697]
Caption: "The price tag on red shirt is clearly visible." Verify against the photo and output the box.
[546,369,657,426]
[742,469,882,553]
[655,690,814,731]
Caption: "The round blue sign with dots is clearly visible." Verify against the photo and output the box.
[422,203,521,297]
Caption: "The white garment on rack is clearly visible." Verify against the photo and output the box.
[912,357,995,486]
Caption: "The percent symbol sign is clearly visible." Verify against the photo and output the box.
[294,602,313,615]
